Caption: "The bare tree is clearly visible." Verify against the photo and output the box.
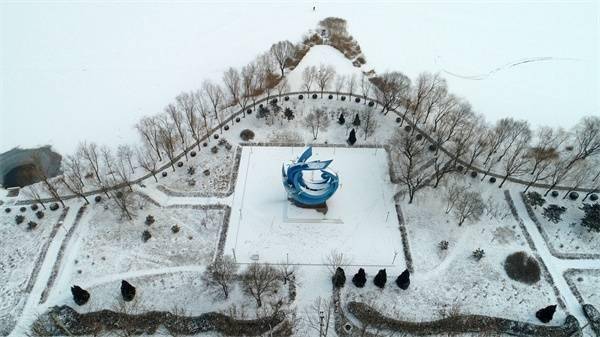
[346,74,356,99]
[561,161,592,199]
[31,152,64,207]
[453,191,485,226]
[275,77,290,99]
[302,66,317,92]
[114,149,134,191]
[100,145,117,181]
[270,40,296,78]
[359,106,378,140]
[78,142,109,198]
[482,118,523,165]
[117,144,136,174]
[304,297,333,337]
[177,91,203,151]
[431,155,455,188]
[444,179,469,214]
[334,75,346,99]
[195,90,213,140]
[278,260,298,285]
[523,154,556,193]
[304,108,330,140]
[203,80,224,123]
[528,127,568,175]
[360,74,372,104]
[544,160,570,196]
[564,116,600,170]
[23,184,47,209]
[323,249,351,274]
[240,63,256,116]
[315,64,335,97]
[257,52,279,103]
[372,72,411,114]
[498,135,530,188]
[431,94,458,132]
[109,186,135,220]
[157,117,178,171]
[61,154,90,204]
[242,263,280,308]
[202,256,238,299]
[464,127,489,174]
[223,67,242,108]
[135,116,163,161]
[136,146,159,182]
[389,131,430,203]
[165,103,189,160]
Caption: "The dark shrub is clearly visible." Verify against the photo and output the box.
[542,204,567,223]
[20,207,27,213]
[525,191,546,209]
[203,142,208,147]
[115,191,123,199]
[341,96,346,101]
[590,194,598,201]
[31,204,39,211]
[271,98,278,104]
[551,191,559,197]
[235,117,241,123]
[536,305,557,323]
[211,146,219,154]
[162,171,168,177]
[569,192,579,200]
[415,134,423,141]
[312,94,318,99]
[580,203,600,232]
[49,203,59,211]
[355,97,360,103]
[4,208,11,213]
[347,129,357,146]
[332,267,346,288]
[352,268,366,288]
[284,96,289,101]
[121,280,136,302]
[190,151,196,157]
[171,224,180,233]
[489,177,496,184]
[71,285,90,305]
[224,125,230,131]
[246,108,252,114]
[187,167,195,175]
[177,162,183,167]
[203,169,210,176]
[565,145,574,151]
[213,134,219,140]
[439,240,449,250]
[473,248,485,261]
[27,221,38,230]
[298,94,303,100]
[373,269,387,288]
[142,230,152,242]
[504,251,541,284]
[368,101,375,107]
[395,269,410,290]
[396,117,402,123]
[404,125,411,132]
[328,94,333,99]
[240,129,255,141]
[36,210,44,219]
[259,104,263,108]
[95,195,102,203]
[15,215,25,224]
[470,171,478,178]
[145,215,155,225]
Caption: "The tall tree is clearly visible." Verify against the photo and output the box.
[242,263,280,308]
[165,103,189,160]
[31,152,64,207]
[270,40,296,77]
[78,142,109,198]
[304,108,330,140]
[302,65,317,92]
[136,146,159,182]
[390,132,430,203]
[315,64,336,97]
[372,72,411,114]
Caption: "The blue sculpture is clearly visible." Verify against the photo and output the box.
[282,147,339,206]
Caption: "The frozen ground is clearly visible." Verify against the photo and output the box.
[225,146,404,266]
[1,1,597,154]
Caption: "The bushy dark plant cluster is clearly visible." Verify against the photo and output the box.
[503,251,541,284]
[524,192,545,209]
[542,204,567,223]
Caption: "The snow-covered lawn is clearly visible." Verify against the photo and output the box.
[565,270,600,309]
[45,195,227,305]
[0,207,63,334]
[527,195,599,257]
[225,146,404,266]
[345,179,566,323]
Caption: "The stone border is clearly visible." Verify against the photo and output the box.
[394,203,414,273]
[40,205,88,304]
[563,269,600,305]
[345,301,582,337]
[33,305,286,336]
[155,145,242,198]
[520,192,600,260]
[504,190,567,310]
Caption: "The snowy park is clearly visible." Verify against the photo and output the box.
[1,3,600,337]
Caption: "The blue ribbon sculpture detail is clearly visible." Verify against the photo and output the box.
[282,147,339,206]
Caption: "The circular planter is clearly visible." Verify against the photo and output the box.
[341,96,346,101]
[246,109,252,115]
[284,96,289,101]
[396,117,402,123]
[551,191,559,198]
[368,101,375,107]
[224,125,230,131]
[569,192,579,200]
[470,171,478,178]
[355,97,360,103]
[489,177,497,184]
[312,94,318,99]
[162,171,168,177]
[404,125,411,132]
[190,151,196,157]
[590,194,598,201]
[328,94,333,99]
[213,134,219,140]
[203,142,208,147]
[298,94,303,100]
[177,162,183,168]
[235,117,241,123]
[95,195,102,203]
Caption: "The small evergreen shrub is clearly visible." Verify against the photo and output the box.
[235,117,241,123]
[162,171,168,177]
[36,210,44,219]
[246,108,252,114]
[203,169,210,176]
[27,221,38,230]
[551,191,559,197]
[415,134,423,141]
[590,194,598,201]
[332,267,346,288]
[489,177,496,184]
[439,240,449,250]
[580,203,600,232]
[203,142,208,147]
[396,117,402,123]
[190,151,197,157]
[177,161,183,167]
[340,96,346,101]
[373,269,387,288]
[71,285,90,305]
[121,280,136,302]
[95,195,102,203]
[525,191,546,209]
[187,167,196,175]
[542,204,567,223]
[470,171,478,178]
[328,94,333,99]
[298,94,303,100]
[312,94,318,99]
[20,207,27,213]
[171,225,180,233]
[213,134,219,140]
[368,101,375,107]
[15,215,25,224]
[404,125,411,132]
[31,204,39,211]
[145,215,155,225]
[142,230,152,242]
[271,98,278,104]
[504,251,541,284]
[211,146,219,154]
[472,248,485,261]
[395,269,410,290]
[4,208,11,213]
[352,268,366,288]
[536,305,557,323]
[569,192,579,200]
[115,191,123,199]
[355,97,360,103]
[284,96,289,101]
[456,165,464,172]
[49,203,59,211]
[240,129,255,141]
[224,125,230,131]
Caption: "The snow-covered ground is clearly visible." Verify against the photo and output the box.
[225,146,404,266]
[2,1,597,154]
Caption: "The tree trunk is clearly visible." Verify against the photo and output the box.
[152,172,158,183]
[82,194,90,204]
[499,174,510,188]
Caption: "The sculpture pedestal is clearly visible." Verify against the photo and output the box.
[288,198,328,215]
